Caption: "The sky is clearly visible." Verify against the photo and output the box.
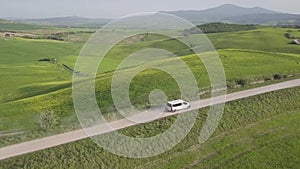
[0,0,299,19]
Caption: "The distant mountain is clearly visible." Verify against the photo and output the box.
[162,4,279,24]
[5,4,300,27]
[15,16,112,27]
[162,4,300,25]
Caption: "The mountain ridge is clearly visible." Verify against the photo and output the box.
[14,16,112,27]
[161,4,286,24]
[2,4,299,27]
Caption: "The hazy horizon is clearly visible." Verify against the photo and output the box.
[0,0,299,19]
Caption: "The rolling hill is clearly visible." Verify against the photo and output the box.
[1,27,300,131]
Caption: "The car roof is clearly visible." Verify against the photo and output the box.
[167,99,186,105]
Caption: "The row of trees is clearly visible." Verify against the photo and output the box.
[185,22,256,34]
[22,34,65,41]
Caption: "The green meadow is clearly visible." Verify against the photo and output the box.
[1,47,299,132]
[0,24,299,168]
[0,26,300,132]
[207,27,300,54]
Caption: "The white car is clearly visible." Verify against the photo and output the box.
[166,99,191,112]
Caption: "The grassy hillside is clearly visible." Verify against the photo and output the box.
[0,26,299,142]
[0,37,81,106]
[206,27,300,54]
[0,24,299,168]
[1,87,299,168]
[0,48,299,132]
[0,28,300,133]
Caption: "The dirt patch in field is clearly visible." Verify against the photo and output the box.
[119,34,147,45]
[0,32,33,38]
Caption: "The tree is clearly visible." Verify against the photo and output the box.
[38,110,59,130]
[274,74,283,80]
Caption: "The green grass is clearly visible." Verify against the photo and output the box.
[0,26,300,143]
[0,25,300,168]
[206,27,300,54]
[0,37,81,99]
[0,37,80,66]
[0,28,300,132]
[97,34,193,74]
[0,87,299,168]
[1,48,299,132]
[149,110,300,169]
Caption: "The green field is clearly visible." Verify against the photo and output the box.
[1,27,299,97]
[1,87,299,168]
[0,26,300,133]
[0,38,81,101]
[0,47,299,132]
[0,25,299,168]
[207,27,300,54]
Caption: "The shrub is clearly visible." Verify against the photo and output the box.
[38,110,59,130]
[264,77,272,81]
[274,74,283,80]
[282,74,287,79]
[226,81,237,89]
[235,79,248,87]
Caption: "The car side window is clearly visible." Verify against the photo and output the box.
[173,103,182,107]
